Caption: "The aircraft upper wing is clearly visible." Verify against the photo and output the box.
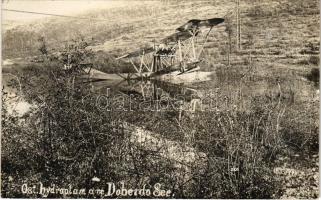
[163,17,224,43]
[117,17,224,59]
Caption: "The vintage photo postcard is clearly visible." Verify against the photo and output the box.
[1,0,319,198]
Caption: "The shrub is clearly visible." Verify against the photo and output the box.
[246,5,273,18]
[306,68,319,86]
[174,95,285,198]
[308,56,320,66]
[1,40,124,198]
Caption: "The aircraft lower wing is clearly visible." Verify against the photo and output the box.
[161,31,195,44]
[176,17,224,32]
[116,47,155,59]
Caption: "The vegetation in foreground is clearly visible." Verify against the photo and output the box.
[1,0,319,198]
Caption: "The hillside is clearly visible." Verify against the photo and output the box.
[3,0,319,79]
[3,0,319,61]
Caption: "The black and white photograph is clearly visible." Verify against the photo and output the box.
[1,0,320,198]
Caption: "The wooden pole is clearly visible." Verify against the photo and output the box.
[235,0,239,48]
[237,0,241,50]
[228,36,231,66]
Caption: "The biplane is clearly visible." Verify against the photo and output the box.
[85,17,224,84]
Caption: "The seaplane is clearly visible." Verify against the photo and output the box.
[85,17,224,85]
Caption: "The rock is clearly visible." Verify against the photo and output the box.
[92,177,100,182]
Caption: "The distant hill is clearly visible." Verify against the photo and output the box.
[2,1,231,59]
[2,0,319,71]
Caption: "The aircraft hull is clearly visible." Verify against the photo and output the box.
[81,68,214,84]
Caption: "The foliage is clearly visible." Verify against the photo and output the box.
[306,68,319,86]
[1,39,122,198]
[2,0,319,198]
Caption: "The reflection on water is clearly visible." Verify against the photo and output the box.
[85,79,205,115]
[2,69,318,117]
[87,79,200,102]
[85,74,319,114]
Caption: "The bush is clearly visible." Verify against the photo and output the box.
[306,68,319,86]
[92,51,136,73]
[308,56,320,66]
[297,56,320,66]
[246,5,273,18]
[174,96,285,198]
[1,40,125,198]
